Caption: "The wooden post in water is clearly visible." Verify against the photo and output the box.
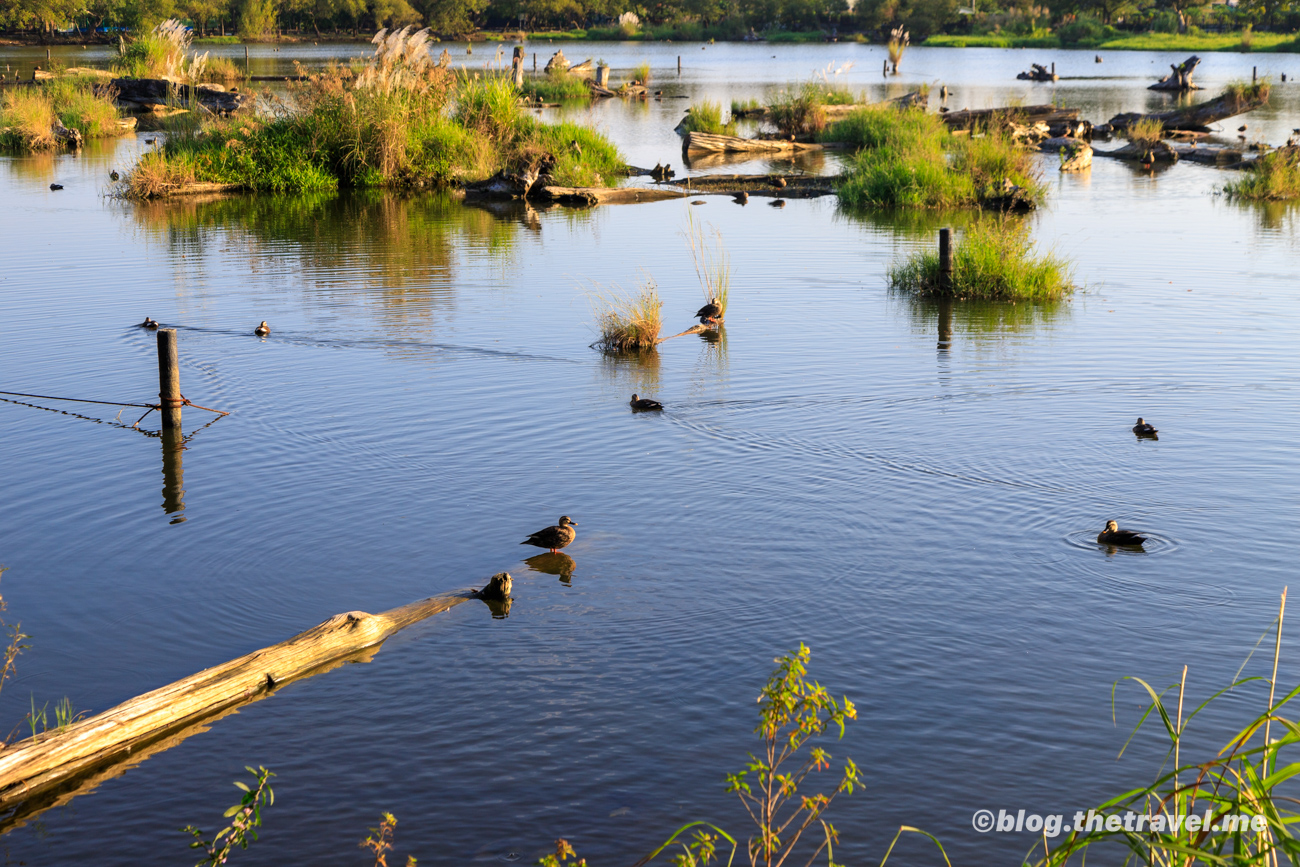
[46,48,51,64]
[244,44,250,74]
[533,52,536,72]
[156,328,182,432]
[596,64,609,87]
[1253,66,1257,82]
[511,46,524,87]
[677,55,681,73]
[938,228,953,293]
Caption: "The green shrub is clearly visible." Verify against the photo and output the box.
[888,220,1073,301]
[0,78,126,151]
[518,70,590,102]
[769,83,828,138]
[1056,16,1105,45]
[833,107,1043,210]
[1223,148,1300,201]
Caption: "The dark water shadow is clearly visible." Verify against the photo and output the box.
[898,292,1070,345]
[598,347,662,401]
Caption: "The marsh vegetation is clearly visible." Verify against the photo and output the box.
[0,78,126,152]
[888,220,1073,301]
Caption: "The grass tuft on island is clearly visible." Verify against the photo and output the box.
[519,69,591,102]
[888,220,1073,301]
[830,106,1043,210]
[125,32,625,198]
[593,281,663,352]
[1223,148,1300,201]
[679,100,735,136]
[1,77,126,152]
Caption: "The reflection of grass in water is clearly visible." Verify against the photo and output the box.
[898,292,1068,338]
[132,191,524,326]
[598,341,661,397]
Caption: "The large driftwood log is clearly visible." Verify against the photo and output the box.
[683,131,823,154]
[1150,55,1201,92]
[1110,85,1269,132]
[108,78,251,115]
[0,580,508,812]
[941,104,1079,131]
[1041,136,1093,171]
[538,185,690,205]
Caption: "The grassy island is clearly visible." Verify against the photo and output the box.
[888,220,1073,301]
[829,106,1043,210]
[0,77,128,152]
[126,29,625,198]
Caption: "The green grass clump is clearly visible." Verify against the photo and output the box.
[730,97,762,116]
[593,282,663,352]
[1223,148,1300,201]
[832,106,1043,210]
[631,61,650,84]
[768,83,828,138]
[202,55,247,82]
[125,41,625,198]
[679,100,735,136]
[519,70,591,102]
[114,19,208,81]
[888,220,1072,301]
[0,78,125,151]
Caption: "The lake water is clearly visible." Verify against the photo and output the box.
[1,40,1299,866]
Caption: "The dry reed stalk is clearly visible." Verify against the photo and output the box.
[684,210,730,319]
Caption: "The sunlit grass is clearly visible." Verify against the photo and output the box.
[1223,148,1300,201]
[888,220,1073,301]
[0,78,125,151]
[679,99,735,136]
[592,281,663,352]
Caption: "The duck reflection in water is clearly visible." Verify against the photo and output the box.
[525,552,576,585]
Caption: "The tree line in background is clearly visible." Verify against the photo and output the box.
[0,0,1295,52]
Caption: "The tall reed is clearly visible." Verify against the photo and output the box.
[684,210,730,319]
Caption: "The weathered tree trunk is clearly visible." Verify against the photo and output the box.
[0,580,509,815]
[683,131,823,154]
[50,118,83,149]
[1149,55,1201,91]
[1042,136,1093,171]
[941,104,1079,131]
[1017,63,1059,82]
[108,78,251,115]
[1110,84,1270,132]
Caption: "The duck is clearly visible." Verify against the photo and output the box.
[521,516,577,554]
[1238,124,1248,133]
[690,199,706,205]
[109,170,119,181]
[254,320,270,336]
[140,316,159,329]
[1132,417,1158,436]
[732,191,748,205]
[771,176,787,189]
[630,394,663,411]
[695,299,722,324]
[49,183,63,190]
[769,198,786,208]
[1097,520,1146,546]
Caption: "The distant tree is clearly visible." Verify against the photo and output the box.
[180,0,230,33]
[369,0,421,27]
[855,0,955,40]
[1153,0,1211,31]
[1242,0,1292,28]
[238,0,277,34]
[419,0,487,34]
[1080,0,1134,24]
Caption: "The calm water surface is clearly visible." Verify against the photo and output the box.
[1,42,1298,866]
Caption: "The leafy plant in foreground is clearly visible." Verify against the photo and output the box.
[639,644,949,867]
[183,766,275,866]
[538,838,587,866]
[361,812,418,867]
[1033,589,1300,866]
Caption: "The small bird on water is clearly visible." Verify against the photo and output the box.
[521,516,577,554]
[769,198,786,208]
[254,321,270,336]
[140,316,159,329]
[49,183,63,190]
[109,170,119,181]
[695,299,722,324]
[1132,417,1158,437]
[630,394,663,411]
[1097,520,1146,546]
[733,191,748,205]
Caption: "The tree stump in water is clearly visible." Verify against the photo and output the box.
[1149,55,1201,92]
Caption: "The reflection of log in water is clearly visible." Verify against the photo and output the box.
[0,583,510,823]
[937,297,953,351]
[160,429,185,523]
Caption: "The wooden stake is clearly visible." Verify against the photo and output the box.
[939,228,953,292]
[596,64,609,87]
[244,44,250,73]
[156,328,181,432]
[1253,66,1257,82]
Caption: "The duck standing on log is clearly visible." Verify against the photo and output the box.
[521,516,577,554]
[1097,520,1146,546]
[695,300,722,325]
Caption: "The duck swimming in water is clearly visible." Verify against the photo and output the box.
[521,516,577,554]
[1132,417,1158,437]
[140,317,159,329]
[630,394,663,411]
[254,321,270,337]
[1097,520,1146,546]
[695,300,722,324]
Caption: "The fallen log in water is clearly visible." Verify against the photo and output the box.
[1040,136,1093,171]
[668,172,841,197]
[1016,63,1059,82]
[1095,141,1245,166]
[0,577,510,815]
[1109,84,1269,132]
[107,77,251,115]
[683,131,824,154]
[538,185,691,205]
[941,104,1080,131]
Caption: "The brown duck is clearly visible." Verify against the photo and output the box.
[254,321,270,337]
[1132,417,1158,437]
[521,516,577,554]
[1097,520,1146,546]
[140,317,159,329]
[695,300,722,324]
[630,394,663,411]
